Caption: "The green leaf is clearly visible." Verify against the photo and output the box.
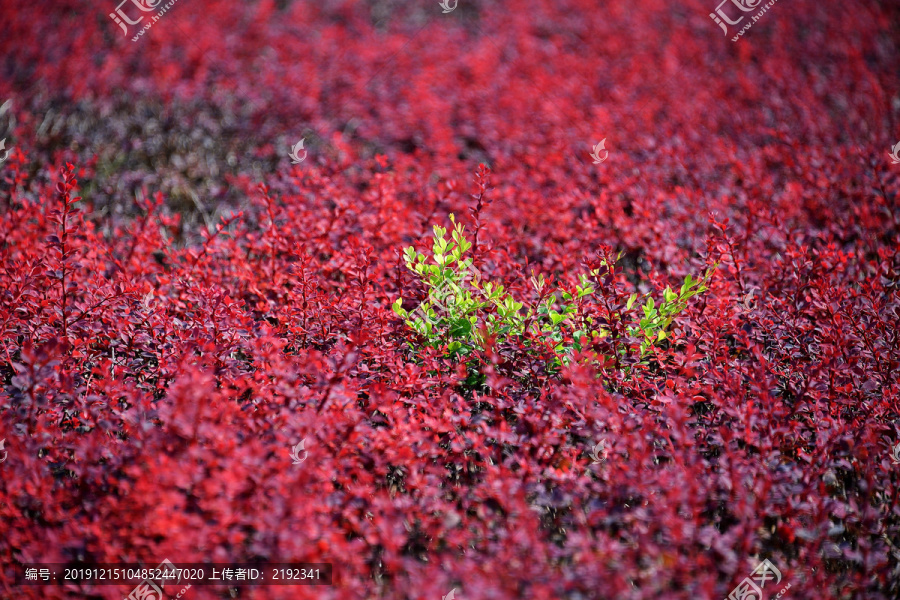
[449,317,472,338]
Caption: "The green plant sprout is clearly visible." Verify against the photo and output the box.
[391,215,525,357]
[393,215,715,368]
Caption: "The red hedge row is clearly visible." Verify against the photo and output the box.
[0,0,899,598]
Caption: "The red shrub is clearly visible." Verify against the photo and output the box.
[0,1,899,599]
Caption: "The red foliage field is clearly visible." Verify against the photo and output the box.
[1,0,899,598]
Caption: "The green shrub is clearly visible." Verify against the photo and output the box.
[393,215,715,371]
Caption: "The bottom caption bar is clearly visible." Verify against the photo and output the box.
[17,560,333,586]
